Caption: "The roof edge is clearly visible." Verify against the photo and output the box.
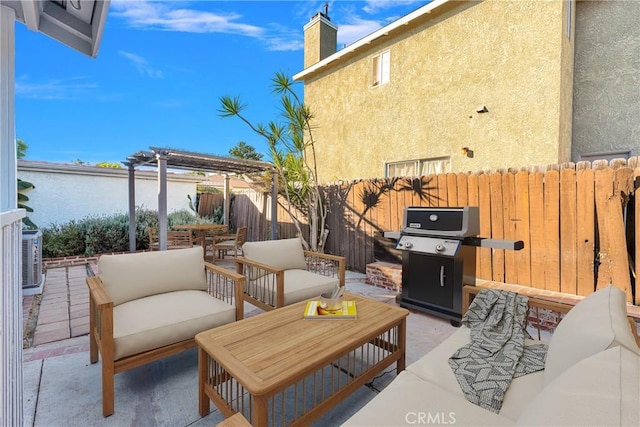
[294,0,450,81]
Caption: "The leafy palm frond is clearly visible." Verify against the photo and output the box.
[218,71,328,251]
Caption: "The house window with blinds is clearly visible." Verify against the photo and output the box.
[372,50,390,87]
[385,157,451,178]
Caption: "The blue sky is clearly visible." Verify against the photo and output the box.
[15,0,425,165]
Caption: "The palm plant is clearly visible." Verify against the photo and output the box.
[18,178,37,229]
[219,72,328,252]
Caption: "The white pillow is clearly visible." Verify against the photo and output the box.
[98,246,206,306]
[517,346,640,426]
[242,238,307,272]
[544,285,640,386]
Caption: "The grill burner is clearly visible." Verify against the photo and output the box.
[386,207,523,326]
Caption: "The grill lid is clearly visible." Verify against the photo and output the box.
[402,207,479,238]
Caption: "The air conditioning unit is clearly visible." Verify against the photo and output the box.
[22,230,44,295]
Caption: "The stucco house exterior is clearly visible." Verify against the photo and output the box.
[294,0,640,183]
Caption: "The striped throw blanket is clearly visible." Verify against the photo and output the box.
[448,289,548,413]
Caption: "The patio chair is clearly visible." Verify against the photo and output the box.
[202,225,229,262]
[148,227,159,250]
[86,246,244,416]
[148,227,194,251]
[213,226,247,260]
[235,237,345,311]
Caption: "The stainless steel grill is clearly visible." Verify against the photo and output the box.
[386,207,523,325]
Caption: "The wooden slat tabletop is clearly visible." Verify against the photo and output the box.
[196,293,408,395]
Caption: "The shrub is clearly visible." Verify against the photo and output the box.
[41,207,207,257]
[84,214,129,256]
[41,221,86,258]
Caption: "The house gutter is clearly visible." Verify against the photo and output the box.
[293,0,451,81]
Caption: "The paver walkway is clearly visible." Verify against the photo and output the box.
[23,265,91,362]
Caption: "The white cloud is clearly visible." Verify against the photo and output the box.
[118,51,164,78]
[263,23,304,52]
[15,76,98,100]
[111,0,264,36]
[111,0,305,51]
[362,0,423,14]
[337,17,384,47]
[265,37,304,52]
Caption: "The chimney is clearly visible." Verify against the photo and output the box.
[303,6,337,69]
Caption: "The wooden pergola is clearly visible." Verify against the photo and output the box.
[124,147,276,251]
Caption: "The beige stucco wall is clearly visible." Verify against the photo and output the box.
[304,15,337,69]
[572,1,640,160]
[302,0,570,183]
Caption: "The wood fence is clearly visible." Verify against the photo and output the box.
[197,193,224,217]
[231,190,303,242]
[231,158,640,305]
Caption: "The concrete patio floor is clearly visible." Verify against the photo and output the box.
[22,259,459,426]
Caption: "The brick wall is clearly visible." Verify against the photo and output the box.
[365,262,402,292]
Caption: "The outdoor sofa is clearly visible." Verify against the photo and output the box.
[86,246,245,417]
[344,284,640,426]
[235,237,346,311]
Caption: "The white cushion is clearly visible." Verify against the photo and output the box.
[113,290,235,360]
[407,326,545,421]
[246,269,338,306]
[516,346,640,426]
[343,370,513,427]
[544,285,640,386]
[98,247,206,306]
[242,238,307,272]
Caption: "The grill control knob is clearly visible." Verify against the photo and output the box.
[435,244,445,253]
[403,241,413,249]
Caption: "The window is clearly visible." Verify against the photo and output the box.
[372,50,390,87]
[385,157,451,178]
[579,150,631,163]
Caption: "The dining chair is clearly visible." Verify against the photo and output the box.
[148,228,194,251]
[203,226,229,262]
[148,227,159,251]
[166,230,194,249]
[213,226,247,259]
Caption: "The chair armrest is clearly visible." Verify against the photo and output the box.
[234,256,285,275]
[303,251,346,287]
[204,262,245,320]
[86,276,113,308]
[235,257,286,309]
[86,276,114,362]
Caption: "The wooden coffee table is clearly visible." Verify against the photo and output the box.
[196,292,409,426]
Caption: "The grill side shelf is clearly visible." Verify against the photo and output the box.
[463,237,524,251]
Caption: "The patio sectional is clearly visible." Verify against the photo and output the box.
[344,285,640,426]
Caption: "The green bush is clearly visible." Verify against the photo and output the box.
[41,221,86,258]
[41,208,206,257]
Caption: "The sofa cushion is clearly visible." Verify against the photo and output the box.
[113,289,235,360]
[98,247,206,306]
[516,346,640,426]
[407,326,545,421]
[343,370,513,426]
[242,238,307,275]
[544,285,640,386]
[245,269,338,307]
